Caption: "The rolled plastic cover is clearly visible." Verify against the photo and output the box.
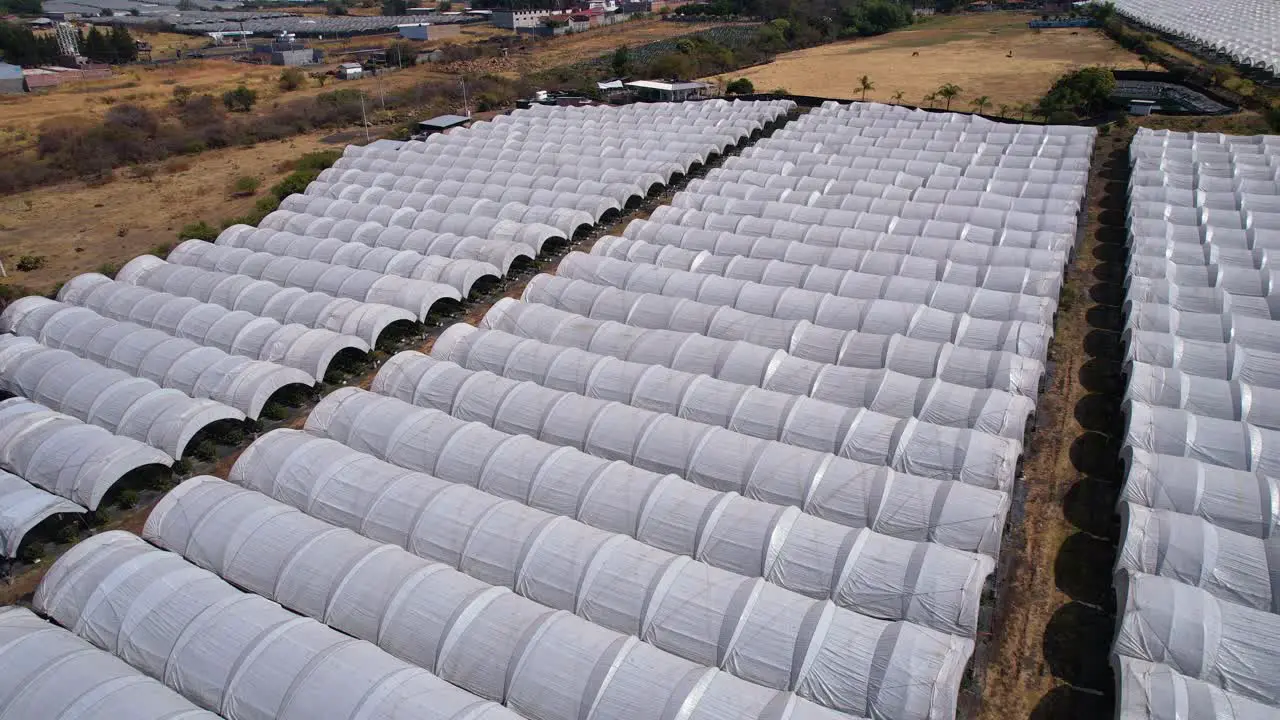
[0,334,242,460]
[521,274,1047,389]
[1118,502,1280,613]
[1114,655,1280,720]
[0,606,220,720]
[57,273,368,382]
[166,240,459,321]
[32,531,520,720]
[115,255,415,347]
[1127,361,1280,430]
[306,387,996,624]
[1121,446,1280,540]
[1114,571,1280,707]
[0,470,84,557]
[215,224,500,295]
[1125,331,1280,389]
[432,323,1021,488]
[480,298,1036,434]
[592,235,1060,317]
[221,433,970,720]
[1126,304,1280,353]
[0,396,171,510]
[1,297,312,420]
[369,351,1011,542]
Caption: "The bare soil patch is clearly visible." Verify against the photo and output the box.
[708,12,1145,109]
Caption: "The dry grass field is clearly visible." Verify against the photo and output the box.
[0,131,336,293]
[708,12,1146,110]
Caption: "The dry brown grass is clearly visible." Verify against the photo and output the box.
[707,12,1145,110]
[0,131,336,294]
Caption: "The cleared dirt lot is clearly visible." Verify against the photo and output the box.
[0,130,335,294]
[708,13,1145,110]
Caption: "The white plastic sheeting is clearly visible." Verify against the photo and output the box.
[313,168,647,208]
[1110,0,1280,77]
[307,180,620,225]
[480,299,1036,435]
[32,531,522,720]
[371,351,1012,524]
[1118,503,1280,613]
[166,240,459,321]
[1115,571,1280,706]
[220,433,968,720]
[578,243,1054,324]
[0,606,220,720]
[253,211,536,275]
[624,218,1067,282]
[0,396,171,510]
[307,387,998,616]
[147,476,864,720]
[116,255,415,347]
[57,274,368,381]
[1121,446,1279,540]
[1114,656,1280,720]
[1117,128,1280,714]
[0,335,242,459]
[217,224,500,296]
[432,324,1023,484]
[521,274,1050,379]
[649,205,1072,254]
[0,470,83,557]
[1,298,312,420]
[281,192,593,239]
[1127,361,1280,429]
[267,197,566,253]
[595,235,1061,310]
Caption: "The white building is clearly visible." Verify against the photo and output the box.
[491,8,552,28]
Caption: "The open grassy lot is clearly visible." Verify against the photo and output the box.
[0,130,336,294]
[708,12,1146,111]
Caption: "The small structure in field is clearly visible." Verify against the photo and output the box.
[336,62,364,80]
[626,79,711,102]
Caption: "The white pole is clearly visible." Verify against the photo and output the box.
[360,92,370,142]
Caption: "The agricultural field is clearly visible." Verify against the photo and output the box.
[708,12,1146,110]
[0,130,336,293]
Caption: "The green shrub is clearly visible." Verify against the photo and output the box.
[278,67,306,92]
[118,489,139,509]
[18,542,44,564]
[229,174,261,196]
[222,85,258,113]
[725,78,754,95]
[15,255,45,272]
[178,220,218,241]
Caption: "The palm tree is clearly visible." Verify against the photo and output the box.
[970,95,992,115]
[1018,102,1033,121]
[891,89,905,104]
[936,83,962,111]
[922,92,936,109]
[997,103,1010,118]
[858,74,875,102]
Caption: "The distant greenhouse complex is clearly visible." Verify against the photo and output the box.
[1110,0,1280,76]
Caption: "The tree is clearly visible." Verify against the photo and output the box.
[969,94,991,115]
[437,0,452,8]
[311,71,330,87]
[327,1,349,14]
[997,103,1009,118]
[222,84,257,112]
[0,0,43,15]
[83,26,109,63]
[1018,102,1033,121]
[109,25,137,63]
[1087,0,1116,23]
[1139,55,1153,71]
[279,67,305,91]
[890,89,904,103]
[922,92,936,108]
[1038,66,1116,118]
[726,77,754,95]
[857,74,874,102]
[386,40,416,67]
[172,84,193,106]
[610,45,631,78]
[936,83,961,110]
[382,0,408,14]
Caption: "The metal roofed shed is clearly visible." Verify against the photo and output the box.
[413,113,472,138]
[626,79,711,102]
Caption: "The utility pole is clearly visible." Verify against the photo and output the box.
[461,77,470,117]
